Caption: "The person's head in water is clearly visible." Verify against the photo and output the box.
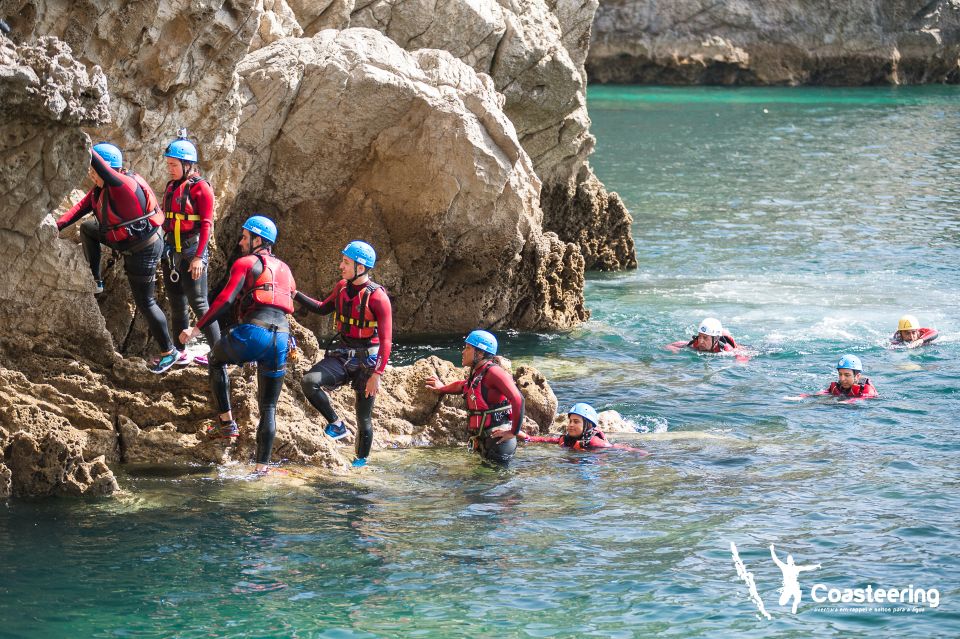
[164,130,199,181]
[239,215,277,255]
[896,314,921,343]
[563,402,599,447]
[693,317,723,351]
[462,329,497,368]
[835,354,863,390]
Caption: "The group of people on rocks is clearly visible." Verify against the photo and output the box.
[666,315,938,402]
[57,135,636,473]
[57,137,396,473]
[58,136,937,474]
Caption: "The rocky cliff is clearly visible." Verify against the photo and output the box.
[588,0,960,85]
[0,0,641,497]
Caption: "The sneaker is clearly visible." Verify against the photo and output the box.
[149,351,179,374]
[324,421,348,440]
[174,350,194,366]
[206,420,239,439]
[94,280,104,295]
[351,457,367,468]
[194,354,208,366]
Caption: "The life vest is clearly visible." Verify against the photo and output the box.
[96,171,164,245]
[463,360,511,432]
[163,175,209,252]
[237,252,296,319]
[891,327,937,344]
[563,429,608,450]
[827,379,877,398]
[334,280,382,340]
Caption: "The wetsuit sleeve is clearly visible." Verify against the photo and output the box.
[435,380,466,394]
[369,289,392,374]
[588,435,613,449]
[93,152,145,219]
[197,256,258,330]
[191,179,215,256]
[484,366,525,434]
[56,188,95,230]
[524,436,562,444]
[296,285,338,315]
[665,341,688,352]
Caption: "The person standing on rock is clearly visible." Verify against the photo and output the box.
[180,216,296,476]
[297,241,393,468]
[424,330,524,464]
[158,131,220,366]
[56,143,179,374]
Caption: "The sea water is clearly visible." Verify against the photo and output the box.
[2,87,959,637]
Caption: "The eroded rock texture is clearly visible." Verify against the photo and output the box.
[588,0,960,85]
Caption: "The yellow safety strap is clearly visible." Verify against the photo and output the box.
[165,211,202,252]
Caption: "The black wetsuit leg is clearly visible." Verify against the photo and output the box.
[124,239,174,352]
[206,335,234,413]
[301,356,350,423]
[163,244,220,351]
[256,370,284,464]
[354,392,375,459]
[79,218,103,280]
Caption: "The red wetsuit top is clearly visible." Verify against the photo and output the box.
[890,327,938,345]
[57,151,161,245]
[816,379,878,400]
[294,280,392,375]
[162,175,214,255]
[525,431,650,454]
[197,249,295,331]
[435,361,525,434]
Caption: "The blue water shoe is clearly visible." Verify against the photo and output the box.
[150,351,179,374]
[324,421,348,440]
[351,457,367,468]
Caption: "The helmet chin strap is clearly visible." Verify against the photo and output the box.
[347,262,366,284]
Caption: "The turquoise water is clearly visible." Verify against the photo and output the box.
[3,87,960,637]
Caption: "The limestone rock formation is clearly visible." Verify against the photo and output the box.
[222,28,587,334]
[344,0,636,269]
[588,0,960,85]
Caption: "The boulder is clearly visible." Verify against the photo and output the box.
[5,430,119,498]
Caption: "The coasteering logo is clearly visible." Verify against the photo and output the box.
[729,542,941,619]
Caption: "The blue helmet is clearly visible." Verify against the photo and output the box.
[465,330,497,355]
[242,215,278,243]
[93,142,123,169]
[568,402,599,428]
[164,138,198,162]
[342,241,376,268]
[836,354,862,372]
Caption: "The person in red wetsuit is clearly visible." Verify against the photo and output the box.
[180,216,296,475]
[890,314,938,348]
[296,241,392,468]
[666,317,748,361]
[56,143,177,373]
[158,132,220,365]
[518,403,649,455]
[814,354,878,401]
[424,330,524,464]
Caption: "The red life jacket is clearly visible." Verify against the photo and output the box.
[567,430,609,450]
[163,175,209,252]
[334,280,382,339]
[827,379,877,398]
[96,171,164,245]
[463,360,511,432]
[237,253,296,319]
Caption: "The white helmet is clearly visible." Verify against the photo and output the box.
[698,317,723,337]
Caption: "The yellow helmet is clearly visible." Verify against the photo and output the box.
[897,315,920,331]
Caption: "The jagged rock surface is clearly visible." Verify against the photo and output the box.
[588,0,960,85]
